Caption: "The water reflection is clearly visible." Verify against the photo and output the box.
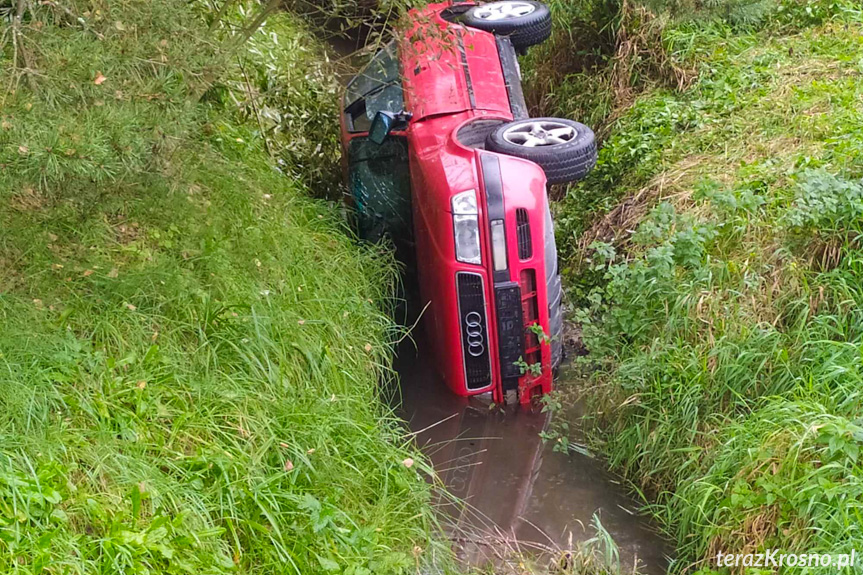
[393,336,670,574]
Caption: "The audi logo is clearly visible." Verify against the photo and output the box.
[464,311,485,357]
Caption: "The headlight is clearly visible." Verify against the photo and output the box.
[452,190,481,265]
[454,215,481,264]
[452,190,478,215]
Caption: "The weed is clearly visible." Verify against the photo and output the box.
[515,356,544,377]
[464,513,637,575]
[529,322,553,345]
[0,1,444,573]
[217,7,346,197]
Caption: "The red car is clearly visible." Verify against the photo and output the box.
[340,1,597,405]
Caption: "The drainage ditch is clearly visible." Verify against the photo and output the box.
[326,30,671,575]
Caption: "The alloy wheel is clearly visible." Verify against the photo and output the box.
[472,1,536,21]
[501,120,577,148]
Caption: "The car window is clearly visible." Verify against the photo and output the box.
[347,137,412,244]
[344,42,404,132]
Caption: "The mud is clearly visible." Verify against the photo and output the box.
[393,336,670,574]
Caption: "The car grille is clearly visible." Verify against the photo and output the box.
[516,208,532,260]
[519,269,541,369]
[457,272,492,391]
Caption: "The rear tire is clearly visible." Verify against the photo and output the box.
[462,1,552,50]
[486,117,597,185]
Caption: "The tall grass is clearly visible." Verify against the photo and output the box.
[536,0,863,572]
[0,0,445,572]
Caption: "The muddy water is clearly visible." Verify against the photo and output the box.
[393,336,670,574]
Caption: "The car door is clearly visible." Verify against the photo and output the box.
[342,42,413,257]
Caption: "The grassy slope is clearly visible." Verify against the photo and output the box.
[0,1,440,573]
[528,0,863,572]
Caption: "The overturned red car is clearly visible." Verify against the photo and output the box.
[340,1,597,405]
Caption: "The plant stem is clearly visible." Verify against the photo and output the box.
[232,0,281,49]
[209,0,238,33]
[13,0,38,91]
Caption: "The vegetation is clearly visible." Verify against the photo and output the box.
[530,0,863,572]
[18,0,863,572]
[472,514,637,575]
[0,1,445,573]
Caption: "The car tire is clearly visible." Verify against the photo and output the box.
[486,117,597,185]
[543,201,564,371]
[461,1,552,50]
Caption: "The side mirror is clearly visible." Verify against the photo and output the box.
[369,110,412,145]
[369,111,396,145]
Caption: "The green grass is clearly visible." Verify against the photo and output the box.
[530,0,863,572]
[0,1,444,573]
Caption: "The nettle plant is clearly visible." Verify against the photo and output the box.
[514,322,553,376]
[528,321,553,345]
[514,356,544,377]
[782,169,863,237]
[778,169,863,271]
[578,199,722,351]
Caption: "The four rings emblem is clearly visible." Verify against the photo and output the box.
[464,311,485,357]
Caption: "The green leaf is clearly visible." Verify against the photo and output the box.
[317,556,340,572]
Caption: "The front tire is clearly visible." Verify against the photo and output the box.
[543,201,564,370]
[485,118,597,185]
[461,1,552,50]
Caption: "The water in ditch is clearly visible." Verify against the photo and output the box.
[393,335,671,574]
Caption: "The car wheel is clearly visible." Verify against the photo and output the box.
[461,1,552,50]
[485,117,597,185]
